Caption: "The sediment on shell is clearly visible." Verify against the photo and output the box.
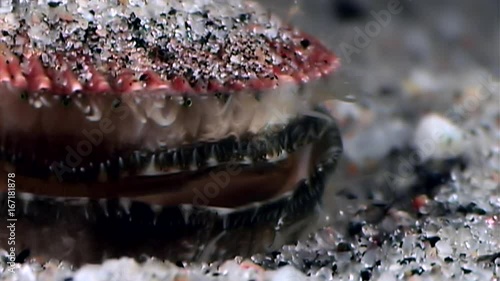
[0,0,338,96]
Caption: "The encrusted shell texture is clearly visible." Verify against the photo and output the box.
[0,0,339,96]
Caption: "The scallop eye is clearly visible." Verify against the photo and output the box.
[215,93,229,104]
[183,97,193,108]
[112,98,122,109]
[20,92,28,101]
[61,96,72,107]
[300,39,310,49]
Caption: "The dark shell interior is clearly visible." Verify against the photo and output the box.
[0,107,343,265]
